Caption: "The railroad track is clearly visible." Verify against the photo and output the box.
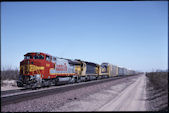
[1,76,121,96]
[1,74,141,106]
[1,88,28,95]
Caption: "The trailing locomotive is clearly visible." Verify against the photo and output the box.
[17,52,139,89]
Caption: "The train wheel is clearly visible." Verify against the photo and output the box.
[32,87,37,90]
[41,80,46,87]
[31,84,37,90]
[17,80,23,87]
[86,76,89,81]
[71,77,76,84]
[54,78,59,86]
[47,80,51,87]
[78,77,81,83]
[74,77,77,83]
[84,77,87,82]
[75,77,80,83]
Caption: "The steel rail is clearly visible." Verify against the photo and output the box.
[1,74,141,106]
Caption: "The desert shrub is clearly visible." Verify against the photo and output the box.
[146,71,168,111]
[146,72,168,91]
[1,68,19,80]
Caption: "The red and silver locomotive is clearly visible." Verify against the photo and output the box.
[17,52,82,89]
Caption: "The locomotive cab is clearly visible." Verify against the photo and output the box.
[17,52,46,88]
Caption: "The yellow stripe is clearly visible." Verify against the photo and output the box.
[50,73,76,75]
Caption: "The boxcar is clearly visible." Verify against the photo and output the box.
[123,68,128,76]
[111,65,118,77]
[118,66,124,76]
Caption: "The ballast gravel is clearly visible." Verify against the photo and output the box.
[2,76,140,112]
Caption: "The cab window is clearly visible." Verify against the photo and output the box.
[52,57,56,61]
[46,55,51,61]
[39,55,44,59]
[24,55,33,59]
[34,55,44,59]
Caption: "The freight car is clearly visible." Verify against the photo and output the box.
[17,52,139,89]
[117,66,124,76]
[123,68,128,75]
[112,65,118,77]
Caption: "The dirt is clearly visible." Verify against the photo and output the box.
[2,75,147,112]
[1,80,22,91]
[56,74,147,111]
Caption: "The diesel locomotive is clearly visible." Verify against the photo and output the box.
[17,52,138,89]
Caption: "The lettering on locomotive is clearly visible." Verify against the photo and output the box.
[50,63,69,75]
[20,64,44,74]
[55,63,67,71]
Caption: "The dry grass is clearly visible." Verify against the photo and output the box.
[146,72,168,90]
[1,69,19,80]
[1,68,19,86]
[146,72,168,111]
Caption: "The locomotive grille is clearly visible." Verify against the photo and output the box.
[25,65,29,74]
[21,65,29,75]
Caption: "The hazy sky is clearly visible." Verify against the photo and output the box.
[1,1,168,72]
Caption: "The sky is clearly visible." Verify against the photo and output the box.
[1,1,168,72]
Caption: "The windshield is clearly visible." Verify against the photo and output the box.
[24,55,33,59]
[24,55,44,60]
[34,55,44,59]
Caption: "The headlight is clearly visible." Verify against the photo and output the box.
[30,75,34,80]
[35,74,41,79]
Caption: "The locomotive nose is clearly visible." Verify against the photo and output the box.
[20,59,34,75]
[20,60,29,74]
[20,59,44,75]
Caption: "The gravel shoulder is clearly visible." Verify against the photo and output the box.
[1,80,22,91]
[1,75,144,112]
[56,74,147,111]
[99,74,147,111]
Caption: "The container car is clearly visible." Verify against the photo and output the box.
[123,68,128,75]
[117,66,124,76]
[112,65,118,77]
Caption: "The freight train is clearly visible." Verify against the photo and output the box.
[17,52,139,89]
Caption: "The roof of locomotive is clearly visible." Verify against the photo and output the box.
[24,52,100,66]
[24,52,82,65]
[24,52,52,57]
[101,62,111,66]
[84,61,99,66]
[74,59,99,66]
[67,59,81,65]
[74,59,98,66]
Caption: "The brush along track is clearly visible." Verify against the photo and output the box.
[1,75,139,106]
